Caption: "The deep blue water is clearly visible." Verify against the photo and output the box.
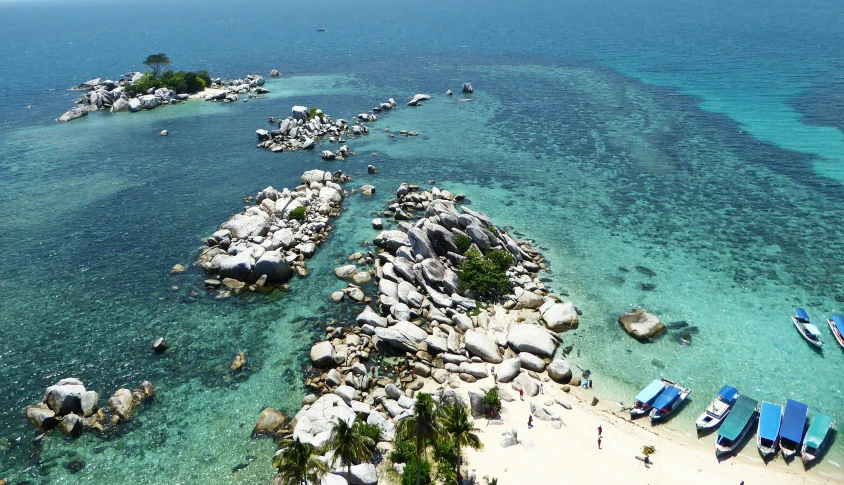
[1,0,844,483]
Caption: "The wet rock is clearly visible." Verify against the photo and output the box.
[108,389,135,421]
[43,380,86,416]
[407,94,431,106]
[171,264,186,274]
[372,218,383,230]
[230,352,246,373]
[462,83,474,93]
[539,301,578,332]
[57,107,88,122]
[618,308,665,342]
[59,413,84,436]
[152,337,168,353]
[26,404,57,429]
[547,359,572,383]
[253,408,288,436]
[159,129,169,136]
[635,265,657,277]
[310,341,336,367]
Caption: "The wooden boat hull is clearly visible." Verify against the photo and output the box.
[629,408,649,418]
[792,316,823,348]
[715,411,757,457]
[757,435,778,457]
[696,414,724,430]
[827,319,844,349]
[782,445,799,459]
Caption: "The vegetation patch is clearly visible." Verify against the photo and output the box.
[457,248,513,296]
[289,206,307,221]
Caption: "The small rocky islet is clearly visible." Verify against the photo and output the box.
[58,71,272,122]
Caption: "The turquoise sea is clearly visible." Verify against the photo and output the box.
[1,0,844,483]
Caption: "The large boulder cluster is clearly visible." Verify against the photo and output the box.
[196,170,351,297]
[25,378,154,436]
[59,73,269,121]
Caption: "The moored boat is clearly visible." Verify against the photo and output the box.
[630,378,673,418]
[780,399,809,459]
[696,385,739,430]
[756,401,783,458]
[801,414,836,465]
[827,314,844,350]
[792,308,823,348]
[715,395,758,457]
[649,384,691,422]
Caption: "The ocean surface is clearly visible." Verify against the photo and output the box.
[1,0,844,483]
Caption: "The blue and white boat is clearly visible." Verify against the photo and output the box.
[649,383,691,422]
[780,399,809,459]
[827,314,844,350]
[696,385,739,430]
[756,401,783,457]
[630,378,673,418]
[792,308,823,348]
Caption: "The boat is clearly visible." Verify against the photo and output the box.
[715,395,758,456]
[629,378,673,418]
[792,308,823,348]
[649,383,691,422]
[801,413,836,465]
[780,399,809,459]
[696,385,739,430]
[316,28,326,32]
[756,401,783,457]
[827,314,844,349]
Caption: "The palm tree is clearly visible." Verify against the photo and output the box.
[441,403,484,476]
[322,418,375,480]
[396,392,443,485]
[272,438,328,485]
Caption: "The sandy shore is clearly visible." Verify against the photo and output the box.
[413,376,841,485]
[187,87,227,100]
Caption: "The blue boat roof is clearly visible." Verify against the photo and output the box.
[833,314,844,330]
[635,379,665,404]
[780,399,808,443]
[795,307,810,322]
[718,386,738,403]
[759,402,783,441]
[652,386,681,410]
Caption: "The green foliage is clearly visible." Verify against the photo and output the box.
[390,440,417,464]
[401,459,432,485]
[321,419,375,478]
[434,457,457,485]
[289,206,307,221]
[454,235,472,252]
[642,445,656,456]
[308,107,322,120]
[272,438,328,485]
[143,53,172,77]
[126,69,211,96]
[432,438,458,464]
[482,387,501,414]
[487,225,497,234]
[396,393,443,485]
[457,248,513,296]
[485,477,499,485]
[353,420,383,445]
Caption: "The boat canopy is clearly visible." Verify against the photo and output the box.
[833,314,844,330]
[758,402,783,441]
[652,386,681,411]
[718,395,758,441]
[804,323,821,337]
[804,414,834,449]
[780,399,809,444]
[718,385,738,403]
[795,307,810,322]
[634,379,665,404]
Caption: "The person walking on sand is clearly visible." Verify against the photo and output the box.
[528,416,533,428]
[519,388,524,401]
[598,425,602,436]
[539,383,544,394]
[598,436,602,449]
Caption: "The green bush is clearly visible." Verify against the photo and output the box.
[455,235,472,252]
[401,458,432,485]
[125,70,212,96]
[390,440,416,464]
[289,206,307,221]
[433,439,457,463]
[457,248,513,296]
[434,457,457,485]
[308,107,322,120]
[488,225,497,234]
[353,420,383,444]
[482,386,502,414]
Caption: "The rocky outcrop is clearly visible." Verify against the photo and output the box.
[407,94,431,106]
[618,308,665,341]
[547,359,572,383]
[196,170,350,296]
[540,301,579,331]
[507,324,559,358]
[462,83,474,93]
[57,107,88,122]
[25,378,152,436]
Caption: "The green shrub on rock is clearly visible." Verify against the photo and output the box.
[353,420,383,444]
[457,248,513,296]
[390,440,416,464]
[482,386,502,414]
[289,206,307,221]
[455,235,472,252]
[401,458,432,485]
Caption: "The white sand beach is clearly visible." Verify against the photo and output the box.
[414,378,842,485]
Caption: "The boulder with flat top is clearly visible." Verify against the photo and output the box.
[618,308,665,342]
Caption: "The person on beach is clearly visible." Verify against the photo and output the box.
[539,383,544,394]
[598,425,602,436]
[528,416,533,428]
[643,456,651,468]
[410,368,415,380]
[519,388,524,400]
[598,436,602,449]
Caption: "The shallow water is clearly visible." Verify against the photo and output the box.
[2,0,844,483]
